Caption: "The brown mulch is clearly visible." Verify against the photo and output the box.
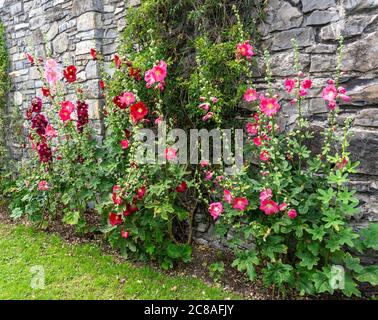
[0,207,373,300]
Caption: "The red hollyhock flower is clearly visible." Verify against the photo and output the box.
[26,53,35,66]
[59,101,74,122]
[99,80,105,90]
[114,54,122,69]
[90,48,97,60]
[176,181,187,193]
[63,65,77,83]
[129,67,141,81]
[123,203,138,216]
[109,212,123,226]
[42,86,50,97]
[130,102,148,123]
[136,186,146,200]
[121,139,129,149]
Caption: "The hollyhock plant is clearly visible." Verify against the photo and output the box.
[59,101,75,122]
[31,113,48,136]
[301,79,312,89]
[260,199,279,216]
[26,53,35,66]
[124,203,139,216]
[260,96,280,116]
[38,181,49,191]
[287,209,297,219]
[130,102,148,123]
[45,124,57,138]
[202,112,214,121]
[223,189,232,204]
[322,84,338,102]
[244,88,257,102]
[176,181,187,193]
[36,142,53,163]
[145,60,168,89]
[209,202,223,220]
[200,159,209,167]
[41,86,50,97]
[284,79,296,93]
[199,103,210,111]
[236,40,254,60]
[136,186,146,200]
[63,65,77,83]
[232,197,249,211]
[90,48,97,60]
[204,170,213,181]
[253,136,262,147]
[109,212,123,226]
[76,100,89,133]
[279,203,288,211]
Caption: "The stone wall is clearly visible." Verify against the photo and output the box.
[0,0,377,243]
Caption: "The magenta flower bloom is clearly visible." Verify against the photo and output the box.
[38,180,49,191]
[209,202,224,220]
[165,148,177,161]
[121,140,129,149]
[243,88,257,102]
[236,41,254,60]
[288,209,298,219]
[246,122,258,136]
[223,189,232,204]
[260,97,280,116]
[119,92,136,106]
[284,79,296,93]
[259,188,272,202]
[322,84,338,102]
[232,197,249,211]
[260,199,279,216]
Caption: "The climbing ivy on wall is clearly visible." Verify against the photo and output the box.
[0,23,9,174]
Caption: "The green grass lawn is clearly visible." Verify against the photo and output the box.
[0,223,240,300]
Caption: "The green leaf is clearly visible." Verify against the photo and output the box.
[10,208,23,219]
[262,263,294,287]
[342,274,361,297]
[296,251,319,270]
[356,265,378,286]
[344,253,363,273]
[312,268,333,294]
[359,223,378,250]
[62,211,80,225]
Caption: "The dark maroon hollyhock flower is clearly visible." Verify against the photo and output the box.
[123,202,138,216]
[31,113,48,136]
[109,212,123,226]
[36,141,52,163]
[63,65,77,83]
[26,108,33,120]
[31,97,42,113]
[76,100,89,133]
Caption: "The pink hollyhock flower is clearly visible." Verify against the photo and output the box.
[299,88,308,97]
[202,112,214,121]
[152,60,167,82]
[284,79,296,93]
[109,212,123,226]
[45,124,57,138]
[340,94,351,102]
[223,189,232,204]
[236,41,254,60]
[204,170,213,181]
[338,86,346,94]
[260,150,270,162]
[155,116,163,125]
[328,101,337,110]
[59,101,74,122]
[119,92,136,106]
[176,181,187,193]
[244,88,257,102]
[200,159,209,167]
[260,199,279,216]
[253,136,262,147]
[260,97,280,116]
[259,188,272,202]
[121,139,129,149]
[199,103,210,111]
[38,180,49,191]
[279,203,288,211]
[121,229,129,239]
[44,58,61,86]
[328,79,335,85]
[246,122,258,136]
[144,69,155,88]
[114,54,122,69]
[301,79,312,89]
[130,101,148,123]
[322,84,338,102]
[232,197,249,211]
[287,209,297,219]
[211,97,218,104]
[136,186,146,200]
[208,202,223,220]
[165,148,177,161]
[290,99,298,105]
